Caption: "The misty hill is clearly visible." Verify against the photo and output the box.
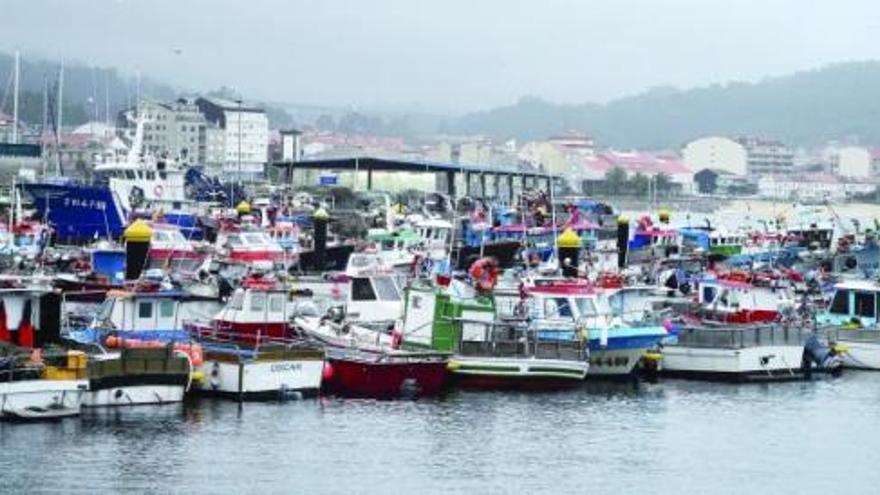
[454,61,880,149]
[0,52,297,129]
[0,52,177,127]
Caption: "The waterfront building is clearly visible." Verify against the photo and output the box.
[832,146,872,178]
[195,97,269,181]
[737,136,795,177]
[757,173,876,201]
[682,136,748,176]
[683,136,794,178]
[118,98,223,169]
[582,150,694,194]
[518,131,595,189]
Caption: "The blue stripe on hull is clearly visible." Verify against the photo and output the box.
[21,182,125,241]
[537,327,667,351]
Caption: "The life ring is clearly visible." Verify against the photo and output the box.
[469,257,498,291]
[154,184,164,198]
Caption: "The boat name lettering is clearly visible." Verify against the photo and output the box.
[63,197,107,210]
[270,363,302,373]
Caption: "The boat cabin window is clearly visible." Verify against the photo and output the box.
[250,293,266,312]
[855,291,876,318]
[229,291,244,310]
[242,233,266,245]
[227,235,243,247]
[351,278,377,301]
[544,298,573,318]
[830,290,849,314]
[160,300,175,318]
[269,294,284,314]
[138,301,153,319]
[702,286,717,303]
[97,298,113,321]
[373,277,400,302]
[125,170,136,180]
[574,297,598,317]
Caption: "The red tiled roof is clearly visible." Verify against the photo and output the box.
[583,151,692,175]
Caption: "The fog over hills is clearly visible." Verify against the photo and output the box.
[454,61,880,149]
[4,51,880,148]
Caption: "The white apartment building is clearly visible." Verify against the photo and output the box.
[195,97,269,181]
[128,98,209,166]
[832,146,871,178]
[683,136,793,179]
[736,136,794,177]
[682,136,747,176]
[757,174,875,201]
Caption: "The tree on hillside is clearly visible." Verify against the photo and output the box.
[655,172,673,196]
[605,167,627,195]
[631,172,649,196]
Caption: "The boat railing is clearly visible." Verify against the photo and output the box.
[183,321,320,361]
[818,326,880,344]
[452,318,587,362]
[0,363,43,382]
[676,324,806,349]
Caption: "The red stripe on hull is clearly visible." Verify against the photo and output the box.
[148,249,205,260]
[324,358,448,399]
[229,252,291,262]
[213,321,291,342]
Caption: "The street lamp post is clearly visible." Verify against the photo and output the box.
[237,98,243,187]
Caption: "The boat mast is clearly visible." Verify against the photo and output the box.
[41,76,48,176]
[12,50,19,144]
[55,60,64,176]
[104,71,111,129]
[549,171,558,268]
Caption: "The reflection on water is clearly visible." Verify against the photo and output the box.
[3,375,880,494]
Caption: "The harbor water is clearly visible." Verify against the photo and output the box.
[4,373,880,494]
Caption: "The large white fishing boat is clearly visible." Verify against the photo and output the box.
[20,111,191,242]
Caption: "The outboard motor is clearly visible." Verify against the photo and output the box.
[803,333,844,377]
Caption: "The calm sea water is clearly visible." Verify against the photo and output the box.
[3,373,880,494]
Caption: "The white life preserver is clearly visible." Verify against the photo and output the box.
[154,184,164,198]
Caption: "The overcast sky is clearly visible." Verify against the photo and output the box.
[3,0,880,113]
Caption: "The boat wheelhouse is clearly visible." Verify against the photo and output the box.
[401,280,588,389]
[520,277,668,377]
[346,269,404,330]
[817,280,880,369]
[218,228,288,265]
[692,271,796,324]
[66,289,221,406]
[147,223,206,272]
[627,218,679,262]
[364,229,421,268]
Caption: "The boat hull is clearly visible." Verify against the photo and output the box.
[0,379,88,420]
[84,384,186,407]
[587,348,647,377]
[324,357,447,399]
[837,341,880,370]
[448,356,587,390]
[20,182,125,242]
[194,356,324,400]
[660,345,806,382]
